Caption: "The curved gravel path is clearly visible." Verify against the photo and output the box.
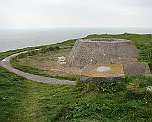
[0,52,75,85]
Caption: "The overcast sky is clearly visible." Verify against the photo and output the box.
[0,0,152,29]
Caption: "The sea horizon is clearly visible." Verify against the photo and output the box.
[0,27,152,52]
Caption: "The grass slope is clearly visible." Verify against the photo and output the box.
[0,34,152,122]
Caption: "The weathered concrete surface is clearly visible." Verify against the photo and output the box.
[68,38,139,68]
[80,64,125,82]
[80,62,151,82]
[123,62,151,75]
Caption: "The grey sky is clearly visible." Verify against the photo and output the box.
[0,0,152,29]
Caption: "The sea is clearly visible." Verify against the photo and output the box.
[0,27,152,52]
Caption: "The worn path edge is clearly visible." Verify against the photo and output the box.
[0,52,76,85]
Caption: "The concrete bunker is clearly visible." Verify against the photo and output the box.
[68,38,139,68]
[68,38,151,82]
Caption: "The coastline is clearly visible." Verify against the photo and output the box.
[0,28,152,52]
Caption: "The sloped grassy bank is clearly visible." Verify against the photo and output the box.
[0,33,152,122]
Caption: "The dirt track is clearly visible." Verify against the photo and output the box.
[0,52,75,85]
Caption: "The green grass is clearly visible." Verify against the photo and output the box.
[10,38,78,81]
[11,47,80,81]
[1,66,152,122]
[0,34,152,122]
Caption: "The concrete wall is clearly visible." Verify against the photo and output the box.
[68,38,139,68]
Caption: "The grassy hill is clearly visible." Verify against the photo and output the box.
[0,33,152,122]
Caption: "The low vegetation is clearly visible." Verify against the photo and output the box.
[0,33,152,122]
[11,47,80,81]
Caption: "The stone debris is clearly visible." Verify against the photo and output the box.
[123,62,151,75]
[58,56,66,61]
[2,59,7,62]
[58,62,66,65]
[147,86,152,91]
[57,56,66,65]
[50,69,62,71]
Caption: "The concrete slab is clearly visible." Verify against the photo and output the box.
[81,64,125,82]
[80,62,151,82]
[123,62,151,75]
